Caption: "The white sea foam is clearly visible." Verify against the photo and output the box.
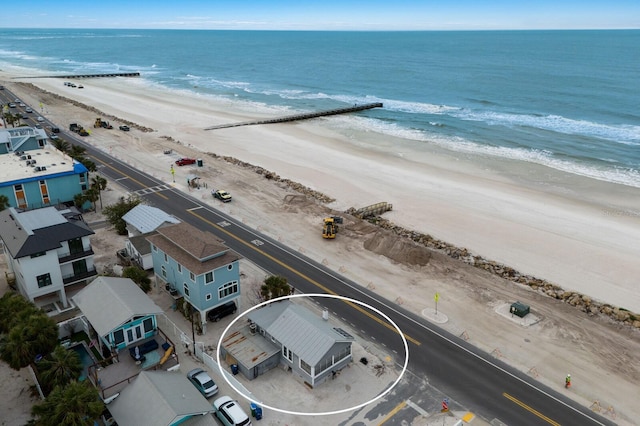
[330,115,640,188]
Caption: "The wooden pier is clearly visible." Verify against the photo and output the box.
[14,72,140,79]
[204,102,383,130]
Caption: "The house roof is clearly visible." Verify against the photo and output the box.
[146,222,242,275]
[122,204,180,234]
[0,206,94,258]
[72,277,164,337]
[248,301,354,366]
[107,371,216,426]
[129,232,155,255]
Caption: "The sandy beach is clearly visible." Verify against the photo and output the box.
[8,72,640,312]
[1,72,639,425]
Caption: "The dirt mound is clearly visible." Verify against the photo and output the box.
[363,229,432,266]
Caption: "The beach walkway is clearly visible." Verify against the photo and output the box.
[204,102,383,130]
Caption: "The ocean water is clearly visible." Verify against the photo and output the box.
[1,29,639,187]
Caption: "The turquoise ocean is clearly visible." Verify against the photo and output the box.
[1,29,639,187]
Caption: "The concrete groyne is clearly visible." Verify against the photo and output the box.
[205,102,383,130]
[14,72,141,79]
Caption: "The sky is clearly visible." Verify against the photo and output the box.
[0,0,639,31]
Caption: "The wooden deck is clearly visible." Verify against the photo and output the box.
[89,332,180,399]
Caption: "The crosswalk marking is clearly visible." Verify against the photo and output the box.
[131,184,171,197]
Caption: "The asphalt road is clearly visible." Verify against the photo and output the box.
[0,87,615,426]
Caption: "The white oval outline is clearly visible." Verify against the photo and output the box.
[216,293,409,417]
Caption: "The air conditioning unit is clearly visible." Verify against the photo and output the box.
[20,156,27,160]
[26,160,31,165]
[27,155,32,159]
[41,166,47,171]
[31,159,36,164]
[34,166,41,172]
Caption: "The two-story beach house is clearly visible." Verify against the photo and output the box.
[146,222,242,332]
[0,128,90,210]
[221,300,355,387]
[0,205,96,312]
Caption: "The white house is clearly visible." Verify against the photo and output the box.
[0,206,96,310]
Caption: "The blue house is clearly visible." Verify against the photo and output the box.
[146,222,242,332]
[0,128,89,210]
[73,277,165,353]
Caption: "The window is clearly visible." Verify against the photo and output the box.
[152,244,157,252]
[218,281,238,299]
[189,272,195,281]
[205,271,214,284]
[205,293,212,301]
[177,264,182,273]
[14,184,27,209]
[161,265,166,278]
[183,283,190,297]
[163,253,168,263]
[68,237,84,255]
[36,273,52,288]
[39,180,49,205]
[143,318,153,333]
[282,346,293,362]
[300,359,312,374]
[113,329,124,346]
[227,264,233,271]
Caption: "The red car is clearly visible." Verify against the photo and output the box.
[175,158,196,166]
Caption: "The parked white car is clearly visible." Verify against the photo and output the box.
[213,396,252,426]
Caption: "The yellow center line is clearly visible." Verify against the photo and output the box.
[378,401,407,425]
[189,210,421,346]
[89,155,168,200]
[503,392,561,426]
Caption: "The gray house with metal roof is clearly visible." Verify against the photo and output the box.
[107,371,216,426]
[122,204,180,237]
[121,205,181,270]
[0,205,96,311]
[224,300,354,387]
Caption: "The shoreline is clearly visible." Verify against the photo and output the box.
[2,72,640,313]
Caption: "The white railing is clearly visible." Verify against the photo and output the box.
[156,314,260,404]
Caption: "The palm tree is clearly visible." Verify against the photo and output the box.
[0,194,10,211]
[52,139,70,153]
[83,187,99,211]
[68,144,87,159]
[0,313,58,370]
[38,345,83,394]
[90,175,107,210]
[260,275,292,301]
[0,292,37,334]
[31,381,104,426]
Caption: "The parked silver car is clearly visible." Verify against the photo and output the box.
[186,368,218,398]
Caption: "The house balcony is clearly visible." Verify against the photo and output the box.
[59,247,95,264]
[62,267,97,285]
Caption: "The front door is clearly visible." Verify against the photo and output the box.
[126,324,143,344]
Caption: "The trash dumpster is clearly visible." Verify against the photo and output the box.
[231,364,239,375]
[510,301,530,318]
[250,402,262,420]
[197,158,203,167]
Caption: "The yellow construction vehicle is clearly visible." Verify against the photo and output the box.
[94,118,113,129]
[322,216,343,239]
